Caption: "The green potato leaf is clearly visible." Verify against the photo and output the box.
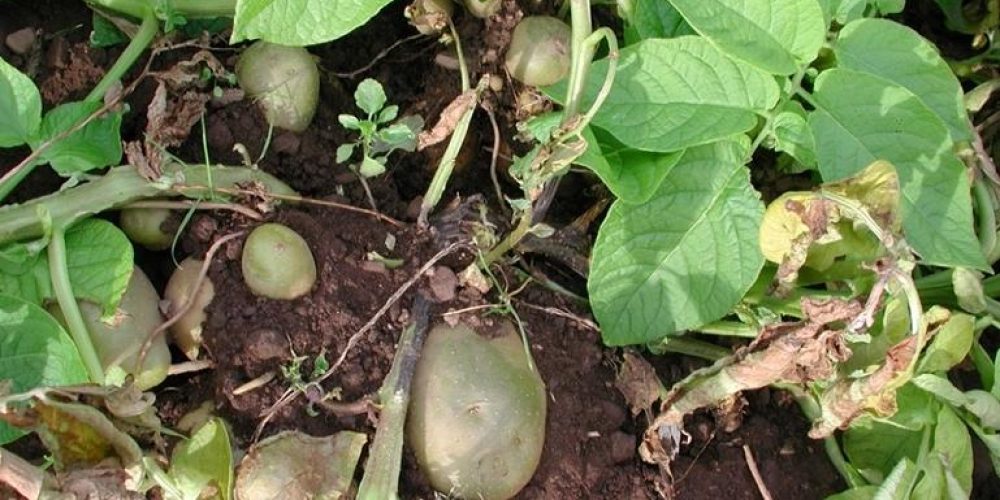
[824,485,880,500]
[553,37,780,152]
[170,417,234,500]
[0,56,42,148]
[575,126,683,203]
[808,68,986,270]
[952,267,987,314]
[0,219,133,317]
[668,0,826,74]
[0,295,89,444]
[912,405,972,498]
[918,312,974,374]
[844,419,924,483]
[628,0,694,41]
[589,139,764,345]
[835,18,971,142]
[33,100,123,176]
[90,13,129,48]
[914,374,1000,429]
[771,103,817,169]
[876,458,919,500]
[63,219,135,317]
[231,0,394,46]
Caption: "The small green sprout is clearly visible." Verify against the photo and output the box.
[336,79,422,178]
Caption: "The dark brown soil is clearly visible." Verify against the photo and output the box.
[8,1,996,500]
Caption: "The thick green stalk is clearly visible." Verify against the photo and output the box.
[49,227,105,383]
[696,321,758,338]
[356,297,430,499]
[655,336,731,361]
[417,22,478,226]
[85,13,158,103]
[0,160,39,203]
[563,0,594,119]
[0,164,294,245]
[86,0,237,20]
[973,177,998,261]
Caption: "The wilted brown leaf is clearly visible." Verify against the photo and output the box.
[417,88,478,150]
[639,298,863,475]
[615,351,663,417]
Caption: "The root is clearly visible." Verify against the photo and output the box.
[122,200,263,220]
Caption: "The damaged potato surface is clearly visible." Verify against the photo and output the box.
[407,322,546,500]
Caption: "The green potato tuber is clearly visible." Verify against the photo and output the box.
[464,0,501,18]
[504,16,572,87]
[49,267,171,390]
[241,223,317,300]
[164,258,215,360]
[236,41,320,132]
[120,206,174,251]
[407,322,546,499]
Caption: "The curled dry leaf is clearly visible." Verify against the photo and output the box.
[759,161,902,295]
[809,307,952,438]
[614,351,663,418]
[639,298,862,474]
[417,88,478,150]
[134,51,228,178]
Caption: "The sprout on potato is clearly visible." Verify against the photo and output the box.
[236,41,320,132]
[164,258,215,360]
[241,223,317,300]
[407,322,546,499]
[120,206,174,251]
[504,16,572,87]
[49,267,171,390]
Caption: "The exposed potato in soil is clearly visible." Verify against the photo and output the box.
[408,322,546,499]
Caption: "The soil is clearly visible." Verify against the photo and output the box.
[2,1,998,499]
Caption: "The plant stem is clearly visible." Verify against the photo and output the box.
[86,0,236,21]
[655,336,730,361]
[418,79,485,226]
[85,13,158,103]
[356,296,430,499]
[49,227,105,383]
[0,164,294,245]
[696,321,758,338]
[482,209,533,265]
[973,176,998,262]
[416,21,480,226]
[563,0,594,119]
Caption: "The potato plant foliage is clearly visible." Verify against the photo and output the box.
[574,1,985,346]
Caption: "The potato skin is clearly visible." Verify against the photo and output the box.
[164,258,215,360]
[120,207,173,251]
[241,223,317,300]
[50,267,171,390]
[236,41,320,132]
[407,322,546,500]
[504,16,572,87]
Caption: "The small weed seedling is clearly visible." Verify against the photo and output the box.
[337,78,422,179]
